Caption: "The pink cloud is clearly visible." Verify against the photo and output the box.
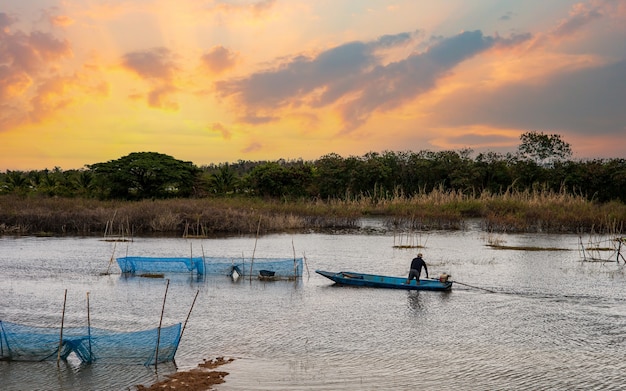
[201,46,238,74]
[0,12,75,130]
[242,141,263,153]
[121,47,178,81]
[0,12,16,31]
[121,47,181,109]
[551,2,603,38]
[528,1,607,50]
[147,85,179,110]
[0,18,72,74]
[209,122,232,140]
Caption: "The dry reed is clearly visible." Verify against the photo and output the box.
[0,190,624,236]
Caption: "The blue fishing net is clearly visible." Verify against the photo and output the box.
[117,256,303,277]
[203,257,303,277]
[0,321,181,365]
[117,256,205,275]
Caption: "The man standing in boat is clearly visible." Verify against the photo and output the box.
[405,253,428,284]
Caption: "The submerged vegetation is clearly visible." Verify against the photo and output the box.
[1,133,625,237]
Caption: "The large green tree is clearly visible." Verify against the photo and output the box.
[244,160,313,198]
[88,152,201,199]
[518,131,572,165]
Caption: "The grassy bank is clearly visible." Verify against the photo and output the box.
[0,189,624,237]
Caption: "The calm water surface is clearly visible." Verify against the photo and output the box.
[1,222,625,390]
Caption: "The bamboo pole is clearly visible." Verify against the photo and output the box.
[292,238,297,278]
[106,210,117,239]
[179,290,199,343]
[86,292,93,363]
[578,236,587,261]
[57,289,67,366]
[126,216,131,241]
[155,279,170,370]
[302,251,310,278]
[105,241,117,275]
[249,215,261,281]
[201,244,206,277]
[241,252,245,278]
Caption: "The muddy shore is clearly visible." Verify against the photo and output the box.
[134,357,234,391]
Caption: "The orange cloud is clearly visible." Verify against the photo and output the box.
[29,76,73,121]
[0,69,32,100]
[50,15,74,27]
[203,0,277,17]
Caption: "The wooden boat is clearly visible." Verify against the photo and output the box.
[316,270,453,291]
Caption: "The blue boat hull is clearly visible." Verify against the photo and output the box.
[316,270,452,291]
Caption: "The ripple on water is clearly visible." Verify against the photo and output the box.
[1,233,626,391]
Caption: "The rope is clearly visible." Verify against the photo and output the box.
[452,280,496,293]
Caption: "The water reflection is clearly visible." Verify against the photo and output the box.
[406,291,423,313]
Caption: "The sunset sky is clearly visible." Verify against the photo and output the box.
[1,0,625,171]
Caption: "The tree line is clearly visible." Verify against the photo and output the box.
[1,133,625,204]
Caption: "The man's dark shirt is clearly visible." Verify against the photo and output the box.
[410,257,428,276]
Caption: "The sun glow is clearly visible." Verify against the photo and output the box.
[1,1,625,171]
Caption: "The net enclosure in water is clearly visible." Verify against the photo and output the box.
[117,256,304,277]
[117,256,205,275]
[0,320,181,365]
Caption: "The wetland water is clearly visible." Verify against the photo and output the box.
[1,223,625,390]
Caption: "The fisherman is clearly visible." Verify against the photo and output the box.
[405,253,428,284]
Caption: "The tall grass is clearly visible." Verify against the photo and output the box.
[0,189,624,237]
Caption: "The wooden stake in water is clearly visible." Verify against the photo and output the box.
[57,289,67,366]
[250,215,261,281]
[86,292,93,363]
[292,238,296,277]
[155,279,170,371]
[201,243,206,276]
[180,290,199,343]
[302,251,310,278]
[105,241,117,275]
